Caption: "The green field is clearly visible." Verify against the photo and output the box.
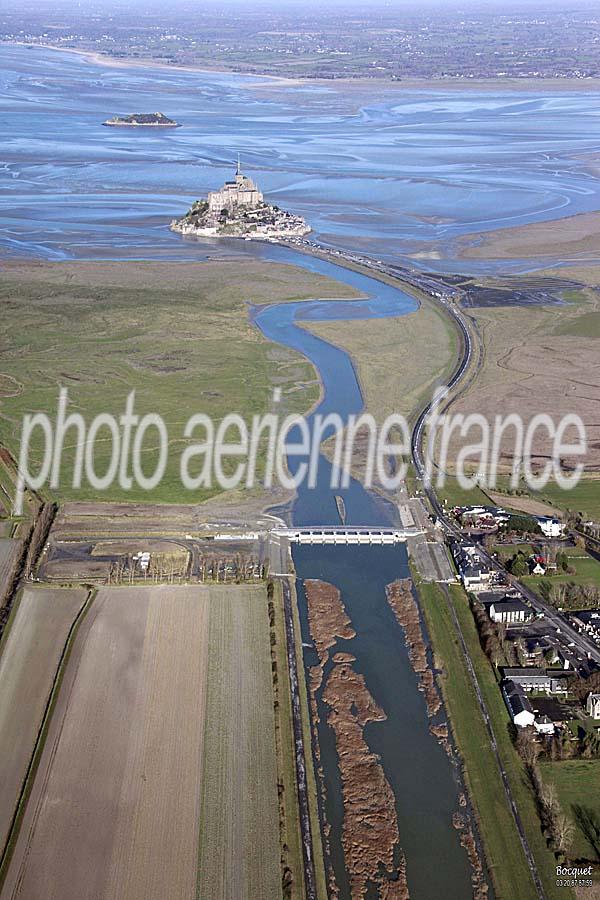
[447,585,574,900]
[417,581,537,900]
[530,478,600,522]
[524,551,600,594]
[540,759,600,861]
[494,542,600,593]
[493,543,538,561]
[0,260,357,506]
[554,310,600,338]
[434,475,494,510]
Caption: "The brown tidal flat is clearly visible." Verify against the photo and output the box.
[303,579,356,664]
[459,210,600,260]
[385,579,441,717]
[303,579,408,898]
[322,661,408,899]
[453,814,489,900]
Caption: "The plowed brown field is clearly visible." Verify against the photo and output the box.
[0,587,88,853]
[1,583,281,900]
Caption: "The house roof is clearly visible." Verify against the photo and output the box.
[502,667,545,678]
[532,697,572,723]
[491,600,530,614]
[503,681,534,718]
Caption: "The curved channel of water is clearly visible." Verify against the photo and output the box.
[253,250,477,899]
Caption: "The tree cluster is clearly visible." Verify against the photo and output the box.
[538,579,600,610]
[507,550,529,577]
[515,729,575,860]
[470,597,511,667]
[502,515,541,536]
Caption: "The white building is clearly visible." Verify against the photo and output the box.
[490,599,532,625]
[534,716,555,736]
[586,693,600,719]
[536,516,565,538]
[503,681,536,728]
[452,543,493,590]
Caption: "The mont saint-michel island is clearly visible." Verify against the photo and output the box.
[170,162,311,239]
[102,112,180,127]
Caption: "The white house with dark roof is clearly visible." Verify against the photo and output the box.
[452,543,493,590]
[503,681,535,728]
[489,598,532,625]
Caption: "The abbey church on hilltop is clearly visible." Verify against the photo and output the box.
[207,159,264,213]
[171,157,310,240]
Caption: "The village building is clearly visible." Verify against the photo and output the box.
[501,667,570,694]
[570,609,600,648]
[452,542,493,590]
[502,678,561,733]
[453,505,510,530]
[502,680,536,728]
[587,692,600,719]
[535,516,565,538]
[528,555,547,576]
[489,598,533,625]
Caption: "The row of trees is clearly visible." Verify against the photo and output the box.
[25,501,57,578]
[108,553,187,584]
[198,553,265,583]
[547,730,600,762]
[539,579,600,610]
[502,514,542,536]
[515,729,575,860]
[470,597,512,667]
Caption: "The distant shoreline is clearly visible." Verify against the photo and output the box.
[8,42,302,86]
[8,41,600,92]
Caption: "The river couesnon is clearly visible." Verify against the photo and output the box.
[253,251,477,899]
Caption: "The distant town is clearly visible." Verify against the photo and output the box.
[3,0,600,81]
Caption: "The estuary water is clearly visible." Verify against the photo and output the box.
[2,43,600,271]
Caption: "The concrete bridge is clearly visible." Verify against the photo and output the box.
[272,526,423,545]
